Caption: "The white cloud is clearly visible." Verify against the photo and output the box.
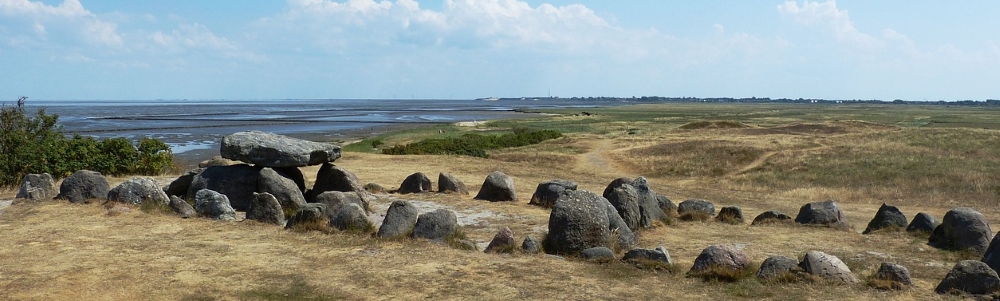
[0,0,123,47]
[777,0,878,48]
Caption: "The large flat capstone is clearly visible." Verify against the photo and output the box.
[221,131,341,167]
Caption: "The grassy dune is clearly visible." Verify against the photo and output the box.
[3,103,1000,300]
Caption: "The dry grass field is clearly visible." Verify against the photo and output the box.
[3,103,1000,300]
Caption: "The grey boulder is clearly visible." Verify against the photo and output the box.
[285,203,329,231]
[164,168,203,197]
[906,212,940,234]
[521,236,541,254]
[529,180,577,208]
[657,194,677,217]
[187,164,260,211]
[751,210,793,226]
[330,203,372,232]
[542,190,611,255]
[311,163,367,200]
[257,167,307,213]
[399,172,432,194]
[194,189,237,221]
[863,203,907,234]
[247,192,285,226]
[928,207,992,256]
[56,170,110,203]
[108,177,170,206]
[688,245,750,278]
[474,171,516,202]
[377,200,419,238]
[484,227,516,254]
[715,206,744,224]
[799,251,857,283]
[756,255,803,280]
[794,200,850,230]
[935,260,1000,296]
[872,262,913,289]
[15,173,56,201]
[622,246,672,266]
[437,173,468,195]
[413,209,458,241]
[220,130,341,167]
[580,247,615,262]
[605,184,641,231]
[168,196,196,218]
[313,191,369,214]
[677,199,715,221]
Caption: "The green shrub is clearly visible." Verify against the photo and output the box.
[0,102,174,187]
[381,129,562,158]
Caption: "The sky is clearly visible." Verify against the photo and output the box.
[1,0,998,101]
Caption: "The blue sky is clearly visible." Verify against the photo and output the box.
[1,0,998,101]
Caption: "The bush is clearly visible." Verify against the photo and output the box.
[381,129,562,158]
[0,102,174,188]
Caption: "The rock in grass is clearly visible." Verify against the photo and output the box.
[677,199,715,221]
[543,190,611,255]
[314,191,370,216]
[863,203,907,234]
[906,212,940,234]
[688,245,750,279]
[311,163,368,200]
[756,256,803,280]
[529,180,577,208]
[794,200,850,230]
[630,177,664,228]
[364,183,388,194]
[522,236,540,254]
[751,210,793,226]
[657,194,677,217]
[413,209,458,241]
[247,192,285,226]
[484,227,516,254]
[108,177,170,206]
[935,260,1000,296]
[257,167,307,213]
[285,203,329,231]
[377,200,419,238]
[56,170,110,203]
[16,173,56,201]
[872,262,913,289]
[398,172,432,194]
[580,247,615,262]
[605,184,642,231]
[330,203,372,232]
[168,196,196,218]
[187,164,260,211]
[981,232,1000,273]
[622,246,672,266]
[474,171,516,202]
[194,189,236,221]
[221,130,341,167]
[799,251,857,283]
[437,173,468,195]
[715,206,745,225]
[928,207,992,256]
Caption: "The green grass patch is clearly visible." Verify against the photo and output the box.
[381,129,562,158]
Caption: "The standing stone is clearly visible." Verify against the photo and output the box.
[688,245,750,278]
[247,192,285,226]
[15,173,56,201]
[601,177,633,199]
[413,209,458,241]
[622,246,672,266]
[56,170,110,203]
[872,262,913,288]
[630,177,664,227]
[604,199,638,251]
[521,236,541,254]
[285,203,329,230]
[377,200,419,238]
[399,172,432,194]
[311,163,367,200]
[543,190,612,255]
[168,196,196,218]
[605,184,642,231]
[981,232,1000,273]
[906,212,940,234]
[273,167,306,192]
[164,168,203,197]
[257,167,307,214]
[187,164,260,211]
[529,180,577,208]
[108,177,170,206]
[657,195,678,217]
[474,171,516,202]
[437,173,468,195]
[935,260,1000,296]
[799,251,857,283]
[677,199,715,221]
[484,227,516,254]
[794,200,850,230]
[194,189,236,221]
[928,207,992,256]
[756,256,803,280]
[751,210,793,226]
[715,206,745,224]
[330,203,372,232]
[220,130,341,167]
[864,203,908,234]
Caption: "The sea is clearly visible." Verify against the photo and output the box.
[17,98,629,163]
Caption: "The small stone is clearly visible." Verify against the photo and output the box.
[580,247,615,262]
[168,196,196,218]
[484,227,516,254]
[872,262,913,289]
[715,206,744,224]
[194,189,236,221]
[398,172,432,194]
[521,236,540,254]
[751,210,793,226]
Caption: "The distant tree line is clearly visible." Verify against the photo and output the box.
[542,96,1000,106]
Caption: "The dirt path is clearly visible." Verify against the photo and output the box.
[577,138,628,177]
[726,141,830,177]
